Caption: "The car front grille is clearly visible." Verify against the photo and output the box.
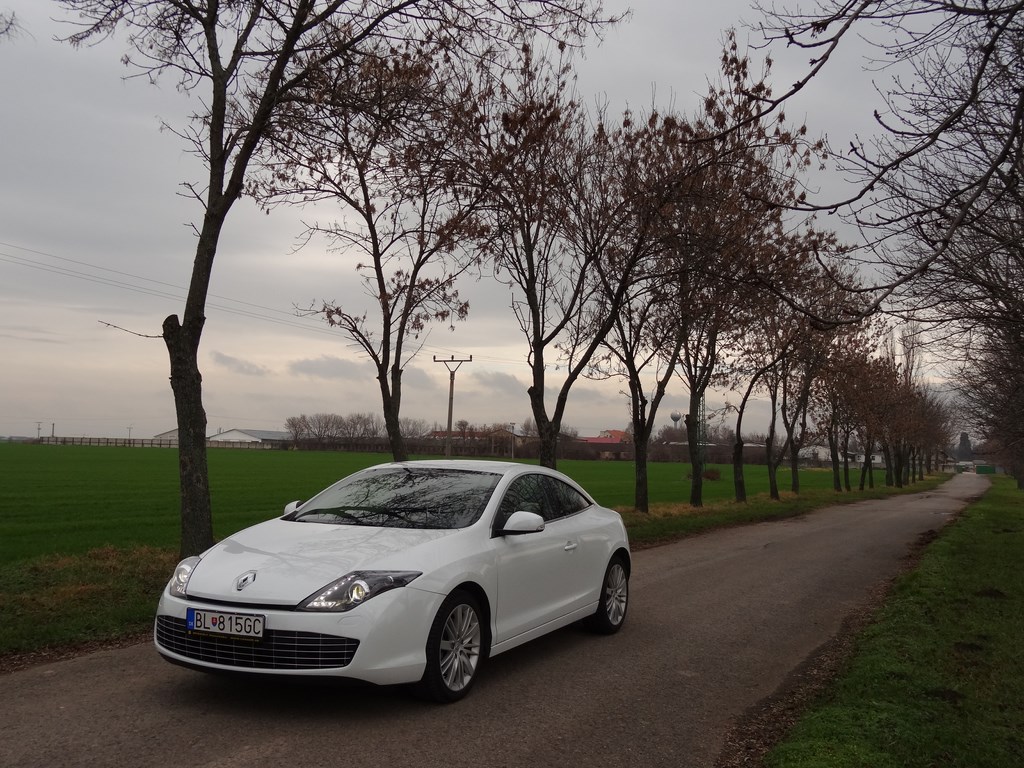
[155,616,359,670]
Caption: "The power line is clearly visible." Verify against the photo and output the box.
[0,244,339,338]
[0,240,530,366]
[0,240,305,319]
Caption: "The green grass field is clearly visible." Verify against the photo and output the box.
[0,442,853,563]
[1,444,375,562]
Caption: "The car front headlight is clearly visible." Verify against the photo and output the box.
[168,556,202,598]
[298,571,422,612]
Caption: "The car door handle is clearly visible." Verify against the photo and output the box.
[564,541,578,552]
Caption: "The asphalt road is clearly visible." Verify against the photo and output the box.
[1,473,989,768]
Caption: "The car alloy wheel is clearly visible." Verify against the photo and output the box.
[585,555,629,634]
[416,589,487,702]
[603,561,628,627]
[439,603,481,692]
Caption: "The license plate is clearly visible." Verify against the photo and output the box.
[187,607,265,639]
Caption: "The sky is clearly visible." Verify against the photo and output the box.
[0,1,885,440]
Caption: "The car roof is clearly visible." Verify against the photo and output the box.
[370,459,527,474]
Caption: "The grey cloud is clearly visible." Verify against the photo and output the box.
[210,351,270,376]
[565,382,616,404]
[0,324,65,344]
[401,364,442,393]
[288,355,365,381]
[470,370,527,400]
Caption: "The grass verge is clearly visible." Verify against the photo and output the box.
[763,475,1024,768]
[0,545,179,668]
[617,479,945,546]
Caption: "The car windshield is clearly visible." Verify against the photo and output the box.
[286,467,502,529]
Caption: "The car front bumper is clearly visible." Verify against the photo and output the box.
[154,584,444,686]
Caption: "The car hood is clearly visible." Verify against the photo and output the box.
[185,518,458,605]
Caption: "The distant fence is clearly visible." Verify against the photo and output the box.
[39,437,179,448]
[36,437,306,450]
[31,435,771,462]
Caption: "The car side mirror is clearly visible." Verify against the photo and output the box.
[283,500,303,516]
[498,510,545,536]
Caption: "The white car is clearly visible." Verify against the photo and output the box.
[154,460,630,701]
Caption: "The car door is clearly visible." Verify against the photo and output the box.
[538,474,607,612]
[491,473,580,645]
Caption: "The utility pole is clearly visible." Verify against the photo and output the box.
[433,355,472,458]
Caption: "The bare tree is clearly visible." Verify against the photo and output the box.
[807,323,880,492]
[956,331,1024,485]
[259,45,490,461]
[398,416,430,439]
[58,0,614,556]
[284,414,310,443]
[584,109,701,511]
[671,39,826,506]
[750,1,1024,329]
[304,412,343,444]
[461,45,649,468]
[726,233,829,502]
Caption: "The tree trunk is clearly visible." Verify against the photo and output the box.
[732,437,747,503]
[841,432,852,491]
[766,435,780,501]
[789,440,801,494]
[860,435,874,490]
[685,411,703,507]
[380,367,408,461]
[633,434,650,513]
[163,314,214,559]
[828,423,841,492]
[382,403,408,461]
[537,421,559,468]
[626,377,653,513]
[527,381,560,469]
[731,378,758,505]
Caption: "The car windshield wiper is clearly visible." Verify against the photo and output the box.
[293,505,446,529]
[292,507,373,525]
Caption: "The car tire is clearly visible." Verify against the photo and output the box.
[415,589,487,703]
[585,555,629,634]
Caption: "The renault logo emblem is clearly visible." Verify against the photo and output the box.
[235,571,257,591]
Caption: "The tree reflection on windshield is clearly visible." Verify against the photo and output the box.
[286,467,502,529]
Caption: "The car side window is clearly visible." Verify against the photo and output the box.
[542,476,591,519]
[495,474,553,528]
